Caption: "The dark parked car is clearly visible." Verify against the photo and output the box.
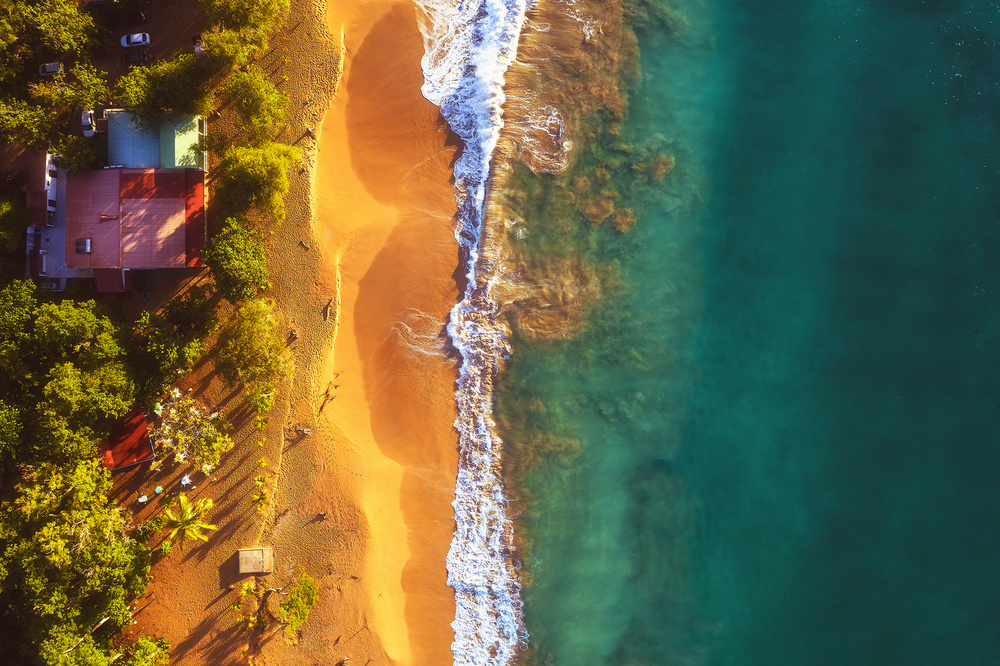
[120,50,151,66]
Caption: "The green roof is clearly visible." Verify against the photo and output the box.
[159,115,203,169]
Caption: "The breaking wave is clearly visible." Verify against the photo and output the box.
[413,0,529,664]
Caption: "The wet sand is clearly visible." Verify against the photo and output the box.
[316,1,461,663]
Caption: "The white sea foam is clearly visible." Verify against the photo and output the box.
[413,0,530,664]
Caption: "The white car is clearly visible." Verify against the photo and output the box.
[121,33,150,47]
[81,109,95,138]
[39,62,63,76]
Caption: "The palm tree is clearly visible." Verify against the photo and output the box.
[162,493,217,549]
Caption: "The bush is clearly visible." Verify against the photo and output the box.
[149,390,233,473]
[279,573,318,640]
[0,189,29,281]
[204,217,269,301]
[115,53,216,129]
[217,299,288,412]
[200,0,289,49]
[217,66,288,139]
[214,142,300,221]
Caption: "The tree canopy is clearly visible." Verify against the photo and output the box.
[217,299,289,413]
[0,0,103,150]
[200,0,289,48]
[149,390,233,473]
[0,459,153,665]
[128,286,215,405]
[217,66,288,139]
[162,493,217,549]
[115,53,217,129]
[0,287,136,465]
[214,142,300,221]
[204,217,270,301]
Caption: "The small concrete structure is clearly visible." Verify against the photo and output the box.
[238,547,274,574]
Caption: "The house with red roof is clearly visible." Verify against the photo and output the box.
[24,110,207,292]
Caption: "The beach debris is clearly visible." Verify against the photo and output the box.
[138,495,148,504]
[323,297,334,321]
[290,328,299,340]
[181,475,191,487]
[298,240,311,250]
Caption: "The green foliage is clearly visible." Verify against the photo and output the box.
[162,493,217,549]
[0,188,29,273]
[126,286,215,405]
[36,359,135,462]
[115,53,215,129]
[204,217,269,301]
[120,637,170,666]
[250,487,268,511]
[29,63,108,110]
[0,400,21,465]
[0,98,61,150]
[24,0,96,58]
[128,311,207,406]
[149,390,233,473]
[160,284,217,339]
[217,299,289,413]
[0,298,137,464]
[200,28,252,74]
[214,142,300,221]
[200,0,289,49]
[0,0,104,151]
[217,66,288,139]
[0,279,35,342]
[245,382,275,414]
[52,135,103,173]
[278,573,318,639]
[31,300,124,367]
[0,460,152,663]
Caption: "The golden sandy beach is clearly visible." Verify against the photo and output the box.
[314,0,461,662]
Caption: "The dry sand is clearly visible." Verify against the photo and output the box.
[123,0,460,663]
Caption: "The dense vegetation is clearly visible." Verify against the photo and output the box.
[204,217,270,301]
[0,0,102,151]
[217,298,290,414]
[0,186,29,282]
[0,280,222,663]
[0,0,312,658]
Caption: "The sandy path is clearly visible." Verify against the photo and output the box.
[315,1,461,663]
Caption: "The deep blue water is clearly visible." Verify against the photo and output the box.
[502,0,1000,664]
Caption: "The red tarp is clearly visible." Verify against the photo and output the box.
[99,408,154,470]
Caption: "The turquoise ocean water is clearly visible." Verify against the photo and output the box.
[500,0,1000,663]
